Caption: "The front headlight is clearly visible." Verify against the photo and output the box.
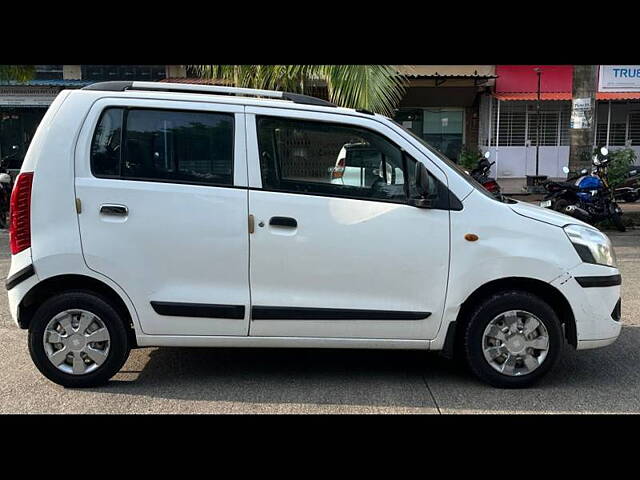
[564,224,617,267]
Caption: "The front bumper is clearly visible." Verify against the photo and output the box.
[551,263,622,350]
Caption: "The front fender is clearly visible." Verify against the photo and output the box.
[430,189,582,346]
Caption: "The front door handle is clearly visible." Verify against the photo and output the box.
[100,204,128,216]
[269,216,297,228]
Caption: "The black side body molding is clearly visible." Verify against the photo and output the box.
[150,301,245,319]
[252,306,431,321]
[6,264,35,291]
[574,274,622,288]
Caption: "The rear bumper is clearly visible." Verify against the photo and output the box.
[5,249,37,328]
[551,264,622,350]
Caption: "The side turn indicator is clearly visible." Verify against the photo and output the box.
[465,233,479,242]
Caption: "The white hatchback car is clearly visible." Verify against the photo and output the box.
[6,82,622,388]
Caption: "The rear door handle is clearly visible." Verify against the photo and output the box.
[269,216,297,228]
[100,204,128,216]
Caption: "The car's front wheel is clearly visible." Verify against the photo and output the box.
[462,290,563,388]
[28,291,131,388]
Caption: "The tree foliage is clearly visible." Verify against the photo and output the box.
[189,65,407,117]
[0,65,35,82]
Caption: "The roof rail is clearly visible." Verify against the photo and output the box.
[82,81,337,108]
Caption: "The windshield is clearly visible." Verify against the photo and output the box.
[389,118,501,201]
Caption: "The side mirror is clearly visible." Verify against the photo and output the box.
[415,162,430,197]
[411,162,434,208]
[600,147,609,156]
[562,166,570,174]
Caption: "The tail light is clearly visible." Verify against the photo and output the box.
[332,158,346,179]
[483,180,499,193]
[9,172,34,254]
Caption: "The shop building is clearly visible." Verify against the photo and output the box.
[478,65,574,190]
[0,65,175,171]
[478,65,640,192]
[594,65,640,157]
[392,65,496,161]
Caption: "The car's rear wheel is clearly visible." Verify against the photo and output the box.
[28,291,131,388]
[462,290,563,388]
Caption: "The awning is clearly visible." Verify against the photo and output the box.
[494,92,640,101]
[597,92,640,100]
[493,92,571,101]
[494,65,573,100]
[0,79,92,88]
[395,65,496,78]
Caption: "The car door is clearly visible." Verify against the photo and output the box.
[245,107,451,340]
[75,98,251,336]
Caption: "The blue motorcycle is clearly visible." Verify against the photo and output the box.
[541,147,625,231]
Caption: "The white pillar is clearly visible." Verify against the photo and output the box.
[606,101,611,148]
[495,98,500,179]
[63,65,81,80]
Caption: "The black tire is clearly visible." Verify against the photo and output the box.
[28,291,131,388]
[553,198,569,213]
[611,212,626,232]
[462,290,563,388]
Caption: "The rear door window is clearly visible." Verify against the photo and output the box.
[91,107,234,186]
[91,108,123,177]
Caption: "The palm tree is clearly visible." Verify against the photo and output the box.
[0,65,35,82]
[189,65,407,117]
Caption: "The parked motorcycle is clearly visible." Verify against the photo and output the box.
[614,165,640,203]
[471,151,502,197]
[540,147,625,232]
[0,145,18,229]
[0,173,12,229]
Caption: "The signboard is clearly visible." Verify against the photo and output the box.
[570,97,593,129]
[0,87,58,107]
[0,96,56,107]
[598,65,640,92]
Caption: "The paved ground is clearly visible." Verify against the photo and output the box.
[0,229,638,414]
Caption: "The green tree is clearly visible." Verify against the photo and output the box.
[0,65,35,82]
[189,65,407,117]
[600,148,637,188]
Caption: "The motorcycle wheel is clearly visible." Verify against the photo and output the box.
[625,193,639,203]
[554,199,569,213]
[611,212,626,232]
